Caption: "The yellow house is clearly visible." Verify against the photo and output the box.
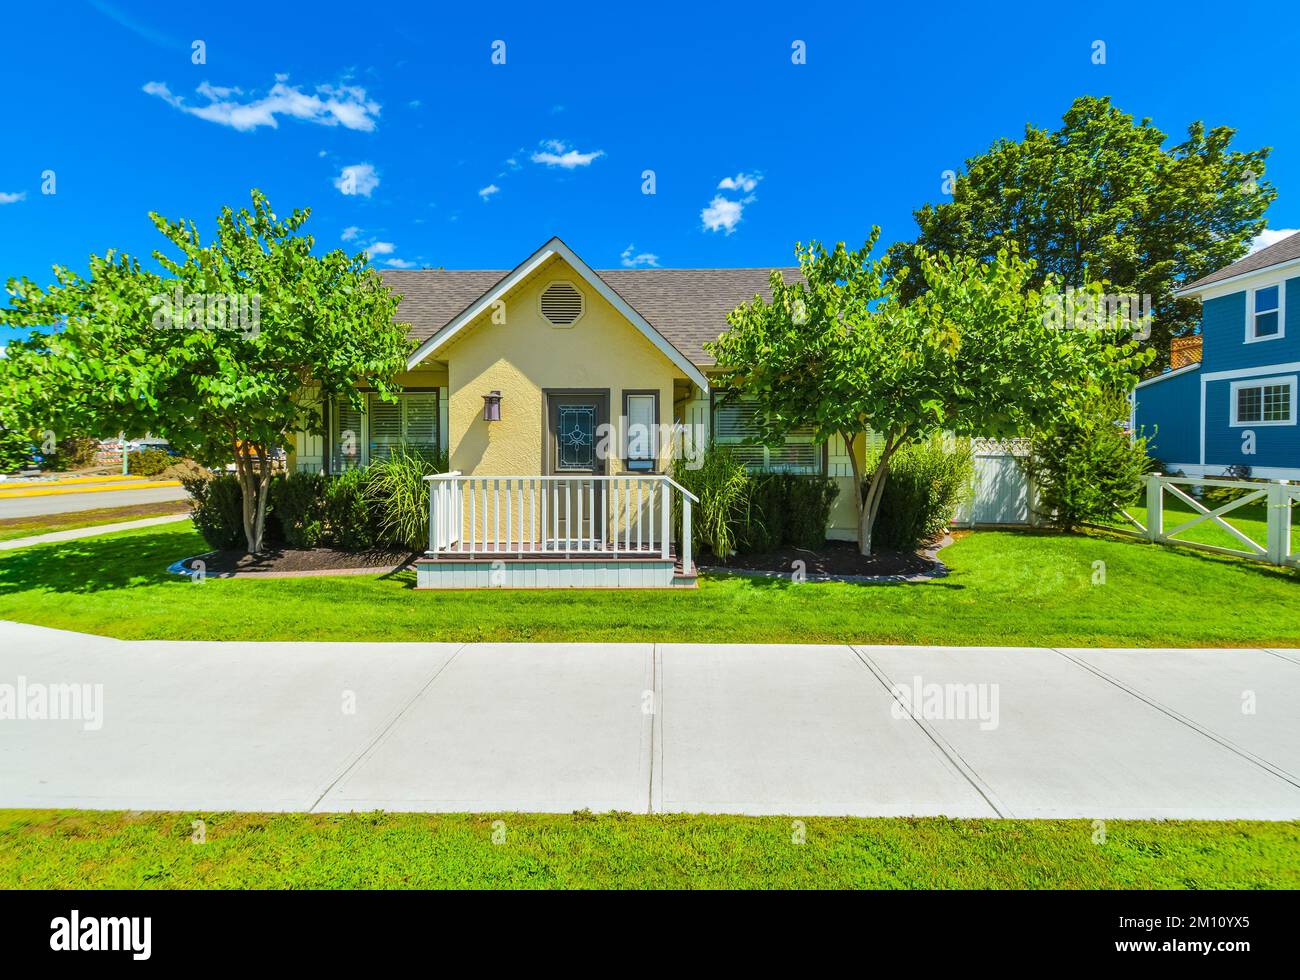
[292,237,867,588]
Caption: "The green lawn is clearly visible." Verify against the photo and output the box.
[0,520,1298,645]
[1,810,1294,889]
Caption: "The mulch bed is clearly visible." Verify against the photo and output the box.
[181,545,419,576]
[701,538,944,580]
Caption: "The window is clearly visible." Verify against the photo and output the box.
[556,404,597,470]
[540,281,584,325]
[623,391,659,472]
[1248,283,1284,342]
[712,396,820,473]
[333,398,364,471]
[369,392,438,462]
[332,391,440,470]
[1230,376,1295,427]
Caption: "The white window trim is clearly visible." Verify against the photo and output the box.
[1245,281,1285,344]
[1229,375,1296,427]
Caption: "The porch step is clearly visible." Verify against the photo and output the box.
[414,554,696,589]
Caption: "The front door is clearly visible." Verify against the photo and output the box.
[546,391,608,548]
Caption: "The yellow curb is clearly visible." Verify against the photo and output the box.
[0,480,183,498]
[0,474,149,489]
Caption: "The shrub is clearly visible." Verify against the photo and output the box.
[0,427,33,473]
[55,436,100,469]
[672,444,753,558]
[1025,389,1151,531]
[182,474,246,550]
[323,468,380,551]
[128,447,172,477]
[270,472,326,548]
[673,445,839,558]
[741,474,839,551]
[364,445,442,551]
[868,436,975,551]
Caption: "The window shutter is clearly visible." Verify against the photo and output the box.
[335,399,364,470]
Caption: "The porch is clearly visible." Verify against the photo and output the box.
[417,472,698,588]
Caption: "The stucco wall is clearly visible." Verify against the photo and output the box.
[440,258,687,476]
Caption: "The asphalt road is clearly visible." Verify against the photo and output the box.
[0,486,191,519]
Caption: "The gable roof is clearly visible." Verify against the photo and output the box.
[1177,231,1300,296]
[381,243,796,375]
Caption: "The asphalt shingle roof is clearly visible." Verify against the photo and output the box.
[1180,231,1300,292]
[379,266,799,368]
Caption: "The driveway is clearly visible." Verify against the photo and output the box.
[1,621,1298,818]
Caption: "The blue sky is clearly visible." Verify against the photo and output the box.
[1,0,1297,347]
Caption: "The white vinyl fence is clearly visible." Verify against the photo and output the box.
[1101,473,1299,568]
[953,438,1035,527]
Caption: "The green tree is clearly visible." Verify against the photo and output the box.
[0,190,410,553]
[709,233,1150,555]
[1025,388,1153,531]
[887,96,1274,371]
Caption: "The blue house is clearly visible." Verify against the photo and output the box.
[1135,231,1300,479]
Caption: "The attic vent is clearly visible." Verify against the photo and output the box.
[540,281,584,326]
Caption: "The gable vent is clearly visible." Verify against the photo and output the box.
[540,281,584,325]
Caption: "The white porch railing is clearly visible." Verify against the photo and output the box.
[1101,473,1298,567]
[425,472,697,570]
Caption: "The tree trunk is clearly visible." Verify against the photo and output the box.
[232,440,272,554]
[843,428,904,557]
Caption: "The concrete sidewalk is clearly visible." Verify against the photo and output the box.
[1,621,1297,819]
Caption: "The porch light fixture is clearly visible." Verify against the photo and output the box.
[482,390,502,421]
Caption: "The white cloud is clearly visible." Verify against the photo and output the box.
[702,171,761,234]
[1248,228,1300,254]
[620,244,660,268]
[531,139,605,169]
[334,163,379,197]
[142,78,381,132]
[364,241,395,258]
[478,183,500,201]
[340,225,362,241]
[718,172,760,193]
[701,195,750,234]
[0,191,25,205]
[383,258,417,268]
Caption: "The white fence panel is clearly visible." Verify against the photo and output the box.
[953,438,1033,527]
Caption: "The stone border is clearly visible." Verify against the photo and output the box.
[167,552,416,580]
[698,534,952,584]
[166,536,952,585]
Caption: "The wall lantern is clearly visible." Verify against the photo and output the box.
[482,390,503,422]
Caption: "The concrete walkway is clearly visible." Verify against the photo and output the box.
[1,621,1298,819]
[0,513,192,552]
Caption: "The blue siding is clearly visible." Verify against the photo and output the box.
[1204,374,1300,470]
[1135,369,1200,465]
[1201,279,1299,372]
